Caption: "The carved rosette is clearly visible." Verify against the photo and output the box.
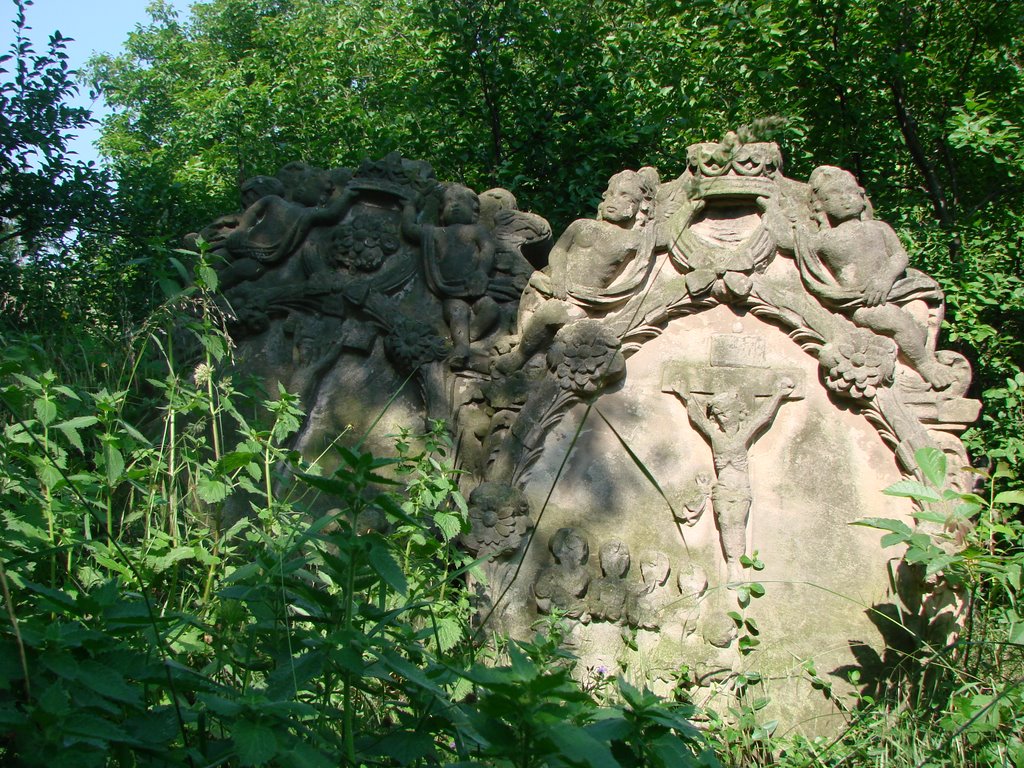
[547,320,626,396]
[384,315,448,374]
[819,330,898,401]
[459,482,532,557]
[330,213,400,272]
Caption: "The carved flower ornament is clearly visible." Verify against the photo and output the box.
[819,329,897,400]
[547,320,626,396]
[460,482,532,557]
[384,315,448,373]
[331,214,400,272]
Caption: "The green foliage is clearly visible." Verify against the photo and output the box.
[826,447,1024,768]
[0,294,714,764]
[0,0,125,344]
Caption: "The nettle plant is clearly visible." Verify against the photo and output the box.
[847,447,1024,765]
[0,261,716,766]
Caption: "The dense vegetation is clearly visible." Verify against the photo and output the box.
[1,0,1023,764]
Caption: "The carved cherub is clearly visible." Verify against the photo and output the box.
[403,184,497,369]
[681,377,794,584]
[532,169,659,305]
[533,527,591,620]
[493,169,659,374]
[588,540,631,624]
[795,166,954,389]
[627,550,672,629]
[220,176,356,290]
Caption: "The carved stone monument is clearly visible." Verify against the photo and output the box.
[193,136,978,733]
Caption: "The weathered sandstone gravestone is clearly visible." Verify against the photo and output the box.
[193,136,978,733]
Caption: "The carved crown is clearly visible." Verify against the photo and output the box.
[686,137,782,198]
[349,151,437,199]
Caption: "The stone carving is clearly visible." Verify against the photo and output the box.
[588,539,632,624]
[493,168,659,374]
[460,482,534,630]
[667,374,797,585]
[794,166,954,390]
[194,138,980,734]
[627,550,673,629]
[533,527,592,621]
[460,481,532,557]
[403,185,497,369]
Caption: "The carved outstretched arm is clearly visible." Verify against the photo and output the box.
[681,392,712,437]
[309,187,357,227]
[742,378,794,447]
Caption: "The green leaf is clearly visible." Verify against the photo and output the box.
[433,614,464,652]
[994,490,1024,506]
[233,719,278,767]
[57,415,98,430]
[34,396,57,426]
[915,447,947,487]
[650,733,700,766]
[367,542,408,595]
[883,480,943,503]
[369,729,437,765]
[433,510,462,541]
[151,546,197,573]
[197,264,219,291]
[852,517,913,535]
[542,721,620,768]
[1008,621,1024,646]
[196,476,231,503]
[103,443,124,485]
[217,450,260,474]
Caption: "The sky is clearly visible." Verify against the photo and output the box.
[1,0,192,165]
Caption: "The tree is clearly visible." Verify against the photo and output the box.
[0,0,116,331]
[86,0,1024,463]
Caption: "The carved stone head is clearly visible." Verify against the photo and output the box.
[639,551,671,588]
[441,184,480,226]
[708,390,748,431]
[240,175,285,208]
[599,539,630,578]
[479,187,517,229]
[808,165,869,223]
[598,169,657,227]
[549,527,589,568]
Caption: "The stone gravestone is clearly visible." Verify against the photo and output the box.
[193,136,978,732]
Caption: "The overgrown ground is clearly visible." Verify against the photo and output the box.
[0,264,1022,767]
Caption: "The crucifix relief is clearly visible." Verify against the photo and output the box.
[663,334,803,585]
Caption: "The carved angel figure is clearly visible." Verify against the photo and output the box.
[533,527,592,620]
[403,184,498,369]
[795,166,954,389]
[532,169,660,308]
[588,540,632,624]
[493,169,659,374]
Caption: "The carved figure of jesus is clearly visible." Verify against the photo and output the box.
[796,166,954,389]
[681,377,794,583]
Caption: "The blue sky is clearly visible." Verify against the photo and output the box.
[1,0,192,165]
